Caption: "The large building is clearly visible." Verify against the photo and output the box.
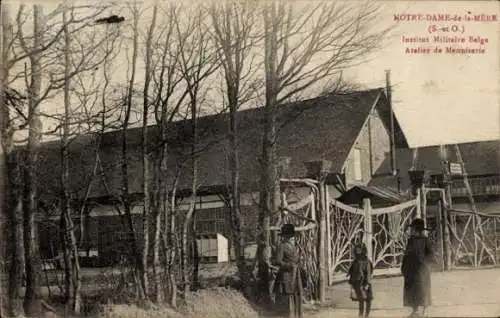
[32,88,409,265]
[370,140,500,214]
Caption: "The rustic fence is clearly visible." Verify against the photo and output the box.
[271,179,319,299]
[327,197,419,283]
[447,209,500,268]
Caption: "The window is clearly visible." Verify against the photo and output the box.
[353,148,362,181]
[194,207,227,235]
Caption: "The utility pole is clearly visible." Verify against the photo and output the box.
[439,145,452,270]
[385,70,396,175]
[317,160,331,303]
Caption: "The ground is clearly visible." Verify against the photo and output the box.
[19,266,500,317]
[311,267,500,318]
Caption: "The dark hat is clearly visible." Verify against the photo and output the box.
[409,218,425,231]
[279,223,296,237]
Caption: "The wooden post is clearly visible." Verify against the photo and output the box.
[436,199,445,271]
[363,198,373,263]
[421,186,427,227]
[443,184,452,271]
[494,218,499,263]
[305,159,331,302]
[416,188,422,219]
[318,178,327,303]
[325,185,332,285]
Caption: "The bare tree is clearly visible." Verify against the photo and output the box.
[174,5,221,298]
[120,1,147,300]
[148,3,188,305]
[21,5,43,316]
[59,6,82,312]
[57,5,119,312]
[208,0,262,279]
[137,2,158,303]
[0,4,25,316]
[11,4,120,313]
[257,0,391,300]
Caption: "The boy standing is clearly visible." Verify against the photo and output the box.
[348,243,374,318]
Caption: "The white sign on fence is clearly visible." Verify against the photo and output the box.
[449,162,463,175]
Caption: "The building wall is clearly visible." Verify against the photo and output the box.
[344,107,392,187]
[59,185,323,262]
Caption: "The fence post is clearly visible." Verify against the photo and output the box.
[416,188,422,219]
[442,198,452,271]
[495,218,499,263]
[436,199,445,271]
[363,198,373,263]
[318,178,327,303]
[421,185,427,228]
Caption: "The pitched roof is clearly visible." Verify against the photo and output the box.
[34,88,408,202]
[337,185,408,206]
[369,140,500,191]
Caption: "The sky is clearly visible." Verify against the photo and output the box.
[347,0,500,147]
[3,0,500,148]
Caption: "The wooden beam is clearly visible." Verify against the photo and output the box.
[363,198,373,263]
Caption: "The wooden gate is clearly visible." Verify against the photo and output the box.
[447,209,500,268]
[328,197,419,283]
[271,178,319,298]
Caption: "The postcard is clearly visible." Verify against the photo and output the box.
[0,1,498,317]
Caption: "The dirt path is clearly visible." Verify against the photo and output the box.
[311,268,500,318]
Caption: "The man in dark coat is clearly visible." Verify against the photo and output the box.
[401,218,434,318]
[274,223,303,318]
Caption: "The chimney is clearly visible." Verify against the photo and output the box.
[278,156,292,178]
[385,70,396,175]
[408,170,425,196]
[304,160,332,179]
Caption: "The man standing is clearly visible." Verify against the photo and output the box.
[274,223,303,318]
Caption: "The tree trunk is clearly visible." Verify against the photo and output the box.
[141,4,157,301]
[257,2,280,303]
[152,187,162,303]
[141,148,150,299]
[228,87,246,276]
[23,5,43,316]
[151,155,161,303]
[121,2,146,300]
[181,96,198,299]
[5,154,22,316]
[1,5,21,315]
[2,137,23,316]
[60,7,82,313]
[157,126,169,304]
[59,214,72,302]
[157,93,177,306]
[191,210,200,291]
[181,185,197,298]
[166,187,177,307]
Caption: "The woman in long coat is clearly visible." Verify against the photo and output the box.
[401,218,434,318]
[274,223,304,318]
